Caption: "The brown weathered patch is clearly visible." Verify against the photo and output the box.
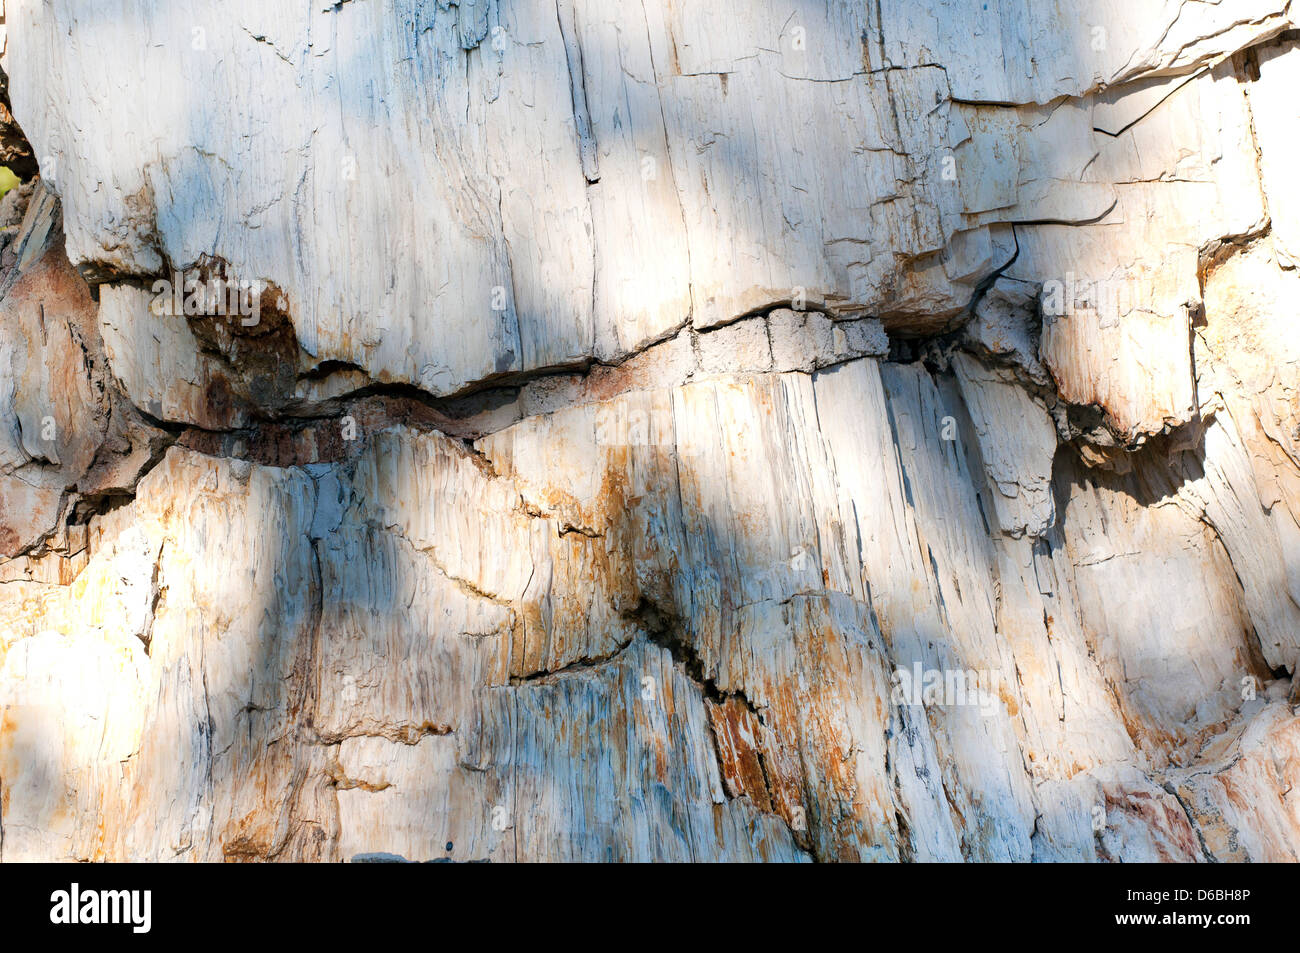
[0,525,20,557]
[707,696,771,811]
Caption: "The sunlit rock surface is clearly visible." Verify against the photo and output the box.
[1,1,1299,862]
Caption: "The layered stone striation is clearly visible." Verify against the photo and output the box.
[1,0,1299,862]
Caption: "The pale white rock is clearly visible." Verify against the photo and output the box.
[1012,61,1268,444]
[1172,413,1300,674]
[3,347,1298,860]
[877,0,1294,105]
[98,285,250,430]
[1092,70,1204,137]
[965,277,1050,384]
[571,0,693,360]
[955,100,1114,227]
[1191,236,1300,673]
[1033,765,1202,863]
[768,310,889,372]
[1170,701,1300,862]
[696,319,772,377]
[5,0,982,395]
[951,352,1058,538]
[1058,450,1269,769]
[3,1,1300,866]
[1247,37,1300,268]
[0,183,164,559]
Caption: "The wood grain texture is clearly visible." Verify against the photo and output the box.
[1,1,1299,862]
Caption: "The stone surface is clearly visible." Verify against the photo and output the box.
[0,182,166,560]
[1,2,1299,863]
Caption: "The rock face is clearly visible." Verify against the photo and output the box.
[0,1,1298,863]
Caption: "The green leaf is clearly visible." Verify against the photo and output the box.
[0,166,21,200]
